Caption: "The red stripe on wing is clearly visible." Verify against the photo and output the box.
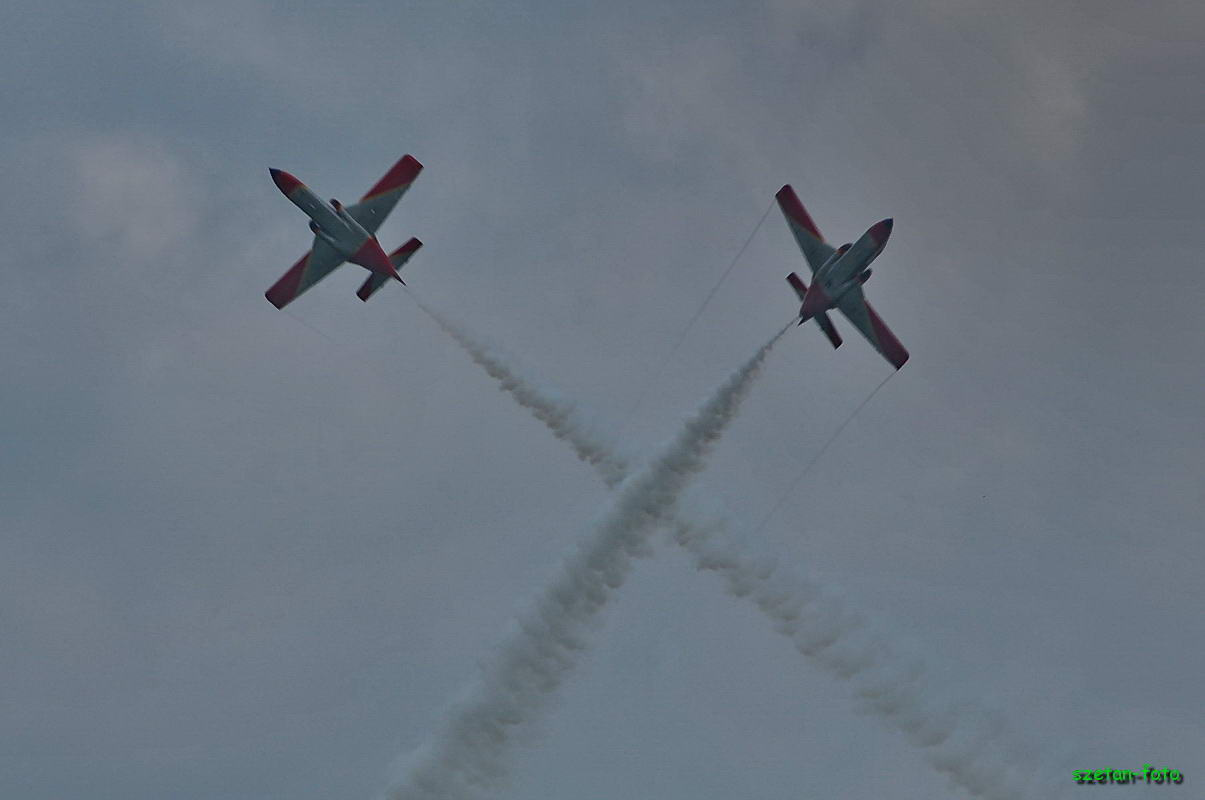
[265,252,310,309]
[863,301,910,369]
[775,184,825,242]
[362,155,424,201]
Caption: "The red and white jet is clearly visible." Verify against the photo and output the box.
[776,185,909,370]
[265,155,424,309]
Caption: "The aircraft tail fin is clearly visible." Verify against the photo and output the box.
[799,280,831,320]
[786,272,840,347]
[357,237,423,302]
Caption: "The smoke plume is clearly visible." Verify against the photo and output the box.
[386,312,789,800]
[415,303,1066,799]
[415,295,629,488]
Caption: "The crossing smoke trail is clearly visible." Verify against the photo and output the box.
[386,311,790,800]
[413,303,1067,800]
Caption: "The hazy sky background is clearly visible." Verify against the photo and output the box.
[2,1,1202,798]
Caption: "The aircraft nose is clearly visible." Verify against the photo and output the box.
[269,168,302,195]
[869,218,894,244]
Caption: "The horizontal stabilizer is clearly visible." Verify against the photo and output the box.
[815,312,843,349]
[356,273,401,301]
[388,237,424,266]
[786,272,809,302]
[357,237,423,302]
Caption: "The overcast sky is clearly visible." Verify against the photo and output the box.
[2,1,1202,798]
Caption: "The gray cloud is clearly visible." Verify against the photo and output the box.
[1,2,1201,799]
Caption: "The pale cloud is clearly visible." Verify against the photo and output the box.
[618,34,746,161]
[70,135,199,264]
[763,0,1102,171]
[152,1,348,102]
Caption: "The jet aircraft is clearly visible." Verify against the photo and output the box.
[265,155,424,309]
[776,185,909,369]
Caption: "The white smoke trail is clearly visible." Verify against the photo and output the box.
[413,294,629,488]
[386,320,790,800]
[416,304,1066,800]
[667,494,1065,800]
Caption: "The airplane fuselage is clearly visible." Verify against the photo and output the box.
[799,218,892,322]
[269,168,399,280]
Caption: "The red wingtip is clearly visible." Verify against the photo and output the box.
[863,300,909,369]
[775,184,824,242]
[362,155,424,200]
[265,252,310,309]
[269,168,303,196]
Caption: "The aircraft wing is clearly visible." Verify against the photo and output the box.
[346,155,424,235]
[776,184,835,275]
[264,236,346,309]
[834,285,910,370]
